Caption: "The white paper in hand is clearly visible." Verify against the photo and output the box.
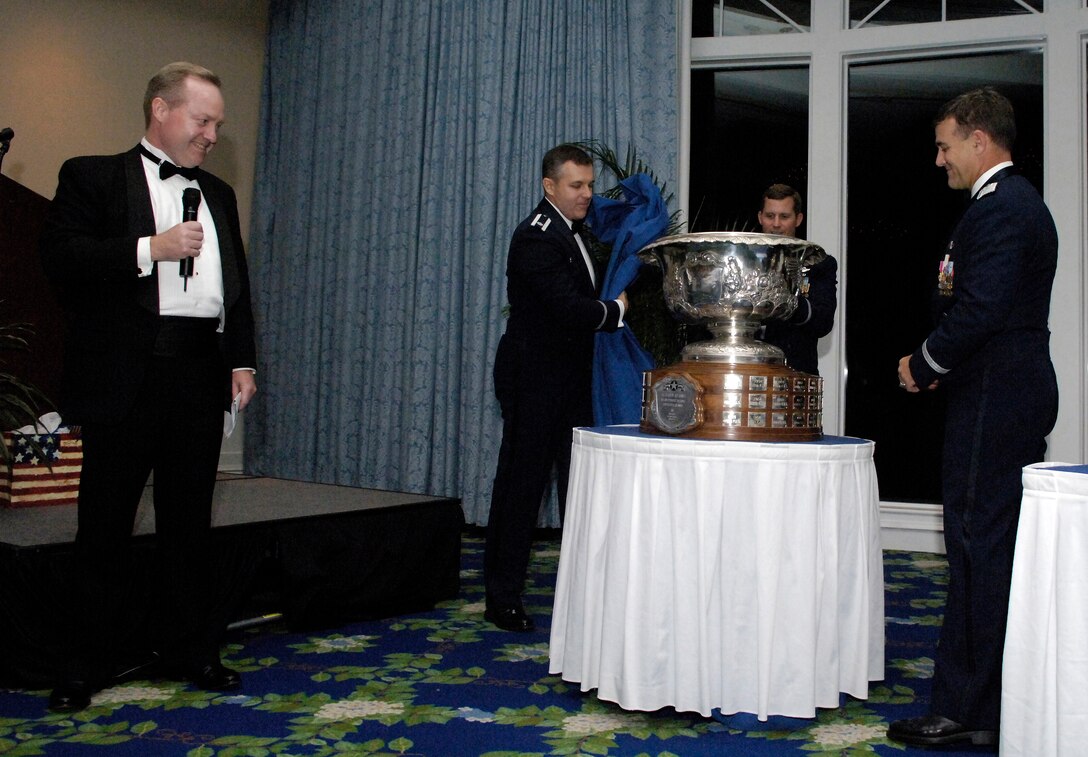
[223,392,241,437]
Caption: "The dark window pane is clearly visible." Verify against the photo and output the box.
[851,0,1042,27]
[845,51,1043,503]
[689,67,809,233]
[948,0,1043,21]
[693,0,811,36]
[725,0,811,29]
[851,0,941,25]
[692,0,717,37]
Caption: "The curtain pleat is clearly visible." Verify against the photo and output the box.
[245,0,678,526]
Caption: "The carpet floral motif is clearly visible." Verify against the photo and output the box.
[0,536,986,756]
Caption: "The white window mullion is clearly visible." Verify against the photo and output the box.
[805,3,847,433]
[1041,16,1088,463]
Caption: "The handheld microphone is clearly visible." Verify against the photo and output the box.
[180,188,201,284]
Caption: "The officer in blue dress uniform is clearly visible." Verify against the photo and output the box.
[890,88,1058,748]
[485,144,628,632]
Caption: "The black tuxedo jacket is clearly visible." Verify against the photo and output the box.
[40,145,257,424]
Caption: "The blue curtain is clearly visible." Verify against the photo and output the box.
[245,0,678,526]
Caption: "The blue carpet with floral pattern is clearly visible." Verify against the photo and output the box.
[0,534,994,756]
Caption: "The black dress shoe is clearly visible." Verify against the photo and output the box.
[485,606,535,632]
[48,679,97,712]
[887,714,998,747]
[183,661,242,692]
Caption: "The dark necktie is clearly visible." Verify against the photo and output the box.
[140,145,200,181]
[571,219,585,235]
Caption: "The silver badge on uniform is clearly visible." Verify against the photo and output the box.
[530,213,551,232]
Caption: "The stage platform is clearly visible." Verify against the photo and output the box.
[0,475,464,686]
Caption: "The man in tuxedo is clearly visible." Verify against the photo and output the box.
[485,144,627,632]
[39,62,257,711]
[890,88,1058,747]
[756,184,837,375]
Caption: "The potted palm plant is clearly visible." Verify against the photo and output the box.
[0,314,51,468]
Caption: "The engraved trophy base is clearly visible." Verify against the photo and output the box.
[635,231,827,442]
[640,360,823,442]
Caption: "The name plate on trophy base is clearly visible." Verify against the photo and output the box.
[641,361,823,442]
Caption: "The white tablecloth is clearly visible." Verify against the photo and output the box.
[1002,463,1088,756]
[548,426,884,719]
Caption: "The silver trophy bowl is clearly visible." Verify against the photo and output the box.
[638,231,827,364]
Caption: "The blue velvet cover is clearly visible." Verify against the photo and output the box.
[586,173,669,425]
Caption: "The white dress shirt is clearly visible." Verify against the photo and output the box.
[137,138,224,323]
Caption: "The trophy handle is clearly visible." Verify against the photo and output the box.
[800,243,828,268]
[638,249,662,270]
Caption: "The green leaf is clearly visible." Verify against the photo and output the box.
[387,736,413,753]
[130,721,158,736]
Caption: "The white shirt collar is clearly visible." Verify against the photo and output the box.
[544,198,576,229]
[971,161,1013,198]
[140,138,170,164]
[544,199,596,287]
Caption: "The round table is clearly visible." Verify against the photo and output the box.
[548,425,884,719]
[1001,463,1088,755]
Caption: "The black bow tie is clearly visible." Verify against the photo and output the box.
[140,146,200,181]
[160,162,200,181]
[571,219,585,235]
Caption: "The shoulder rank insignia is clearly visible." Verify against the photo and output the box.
[530,213,552,232]
[937,252,954,296]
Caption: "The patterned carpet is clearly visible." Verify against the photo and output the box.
[0,534,991,756]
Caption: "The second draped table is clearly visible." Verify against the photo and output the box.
[1001,462,1088,756]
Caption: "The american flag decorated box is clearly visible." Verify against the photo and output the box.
[0,429,82,508]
